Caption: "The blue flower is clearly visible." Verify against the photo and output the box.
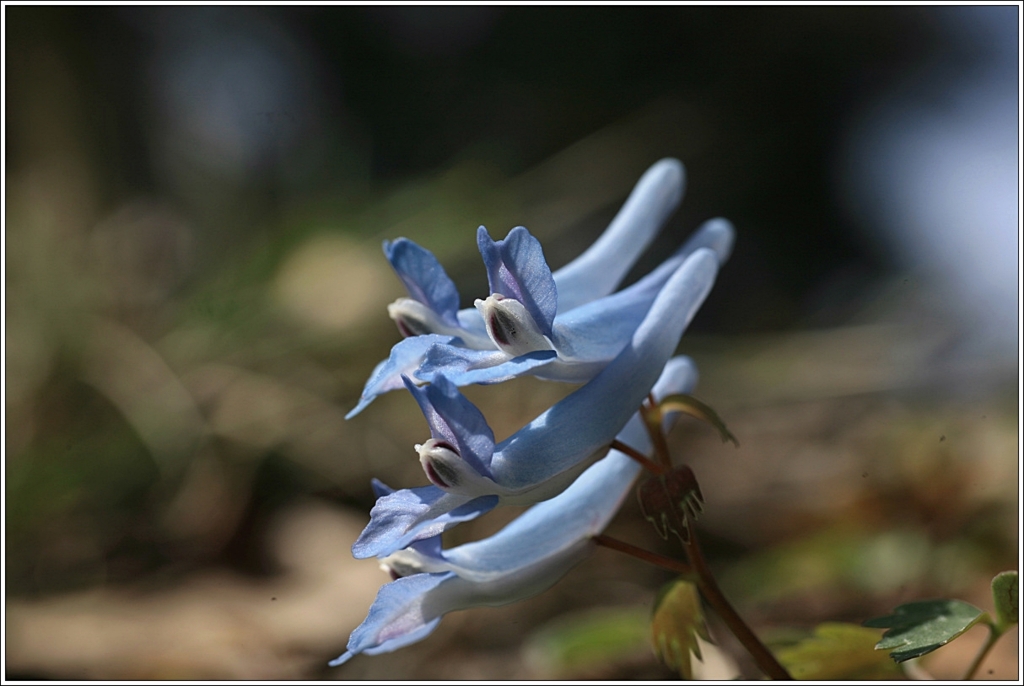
[331,356,700,666]
[346,159,734,417]
[351,247,720,559]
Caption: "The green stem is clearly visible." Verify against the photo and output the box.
[683,530,793,680]
[593,534,693,577]
[962,623,1002,680]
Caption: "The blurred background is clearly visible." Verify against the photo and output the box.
[4,5,1018,680]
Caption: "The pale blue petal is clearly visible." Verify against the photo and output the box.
[417,345,511,379]
[329,572,453,665]
[523,358,610,384]
[548,290,654,362]
[346,334,460,419]
[476,226,557,335]
[455,307,488,337]
[441,456,638,577]
[681,217,734,266]
[406,533,444,561]
[366,482,482,572]
[403,374,495,475]
[552,158,685,312]
[418,345,558,386]
[351,485,499,559]
[490,249,719,490]
[384,239,460,327]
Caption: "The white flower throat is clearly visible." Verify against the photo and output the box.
[474,294,554,357]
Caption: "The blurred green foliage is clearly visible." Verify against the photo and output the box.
[523,605,653,679]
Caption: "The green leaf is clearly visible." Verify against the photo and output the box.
[863,599,986,662]
[658,393,739,446]
[991,570,1018,628]
[650,578,710,679]
[637,465,703,544]
[776,623,904,680]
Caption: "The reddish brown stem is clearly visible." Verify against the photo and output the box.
[610,439,668,475]
[593,534,693,577]
[683,531,792,680]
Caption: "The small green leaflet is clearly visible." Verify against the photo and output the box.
[991,570,1018,628]
[658,394,739,446]
[775,623,903,680]
[863,599,986,662]
[637,464,703,544]
[650,578,710,679]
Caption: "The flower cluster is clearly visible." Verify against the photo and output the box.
[335,159,732,665]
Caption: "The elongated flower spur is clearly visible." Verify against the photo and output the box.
[346,158,734,418]
[332,356,701,665]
